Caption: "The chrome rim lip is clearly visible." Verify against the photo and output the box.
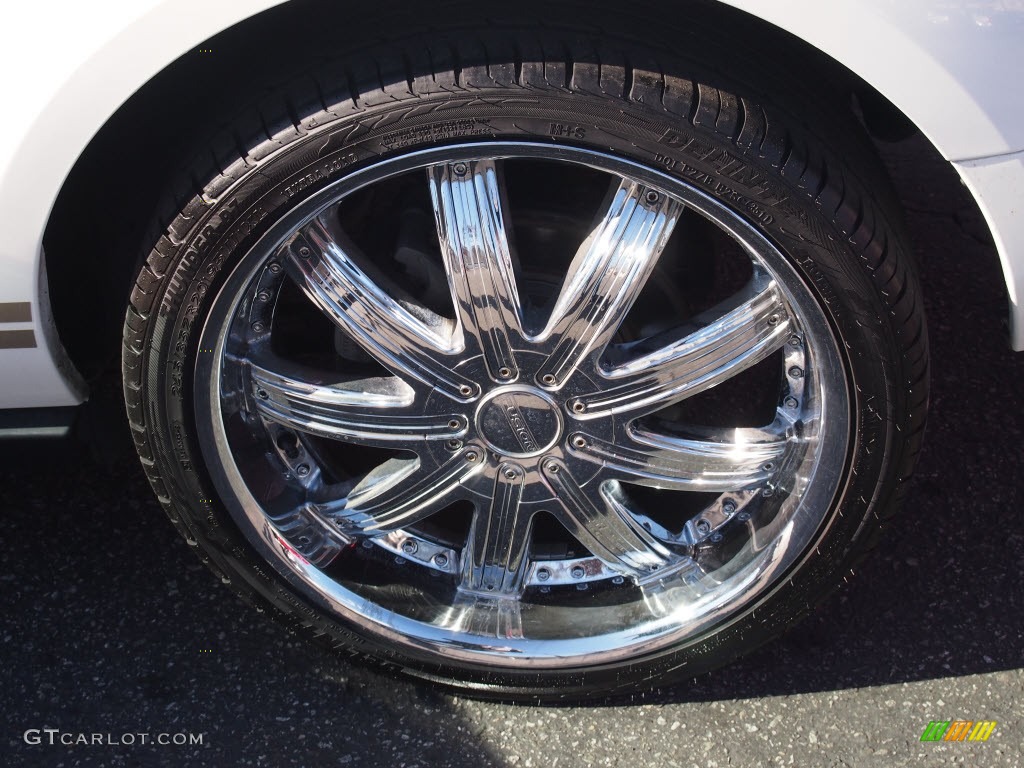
[194,141,851,668]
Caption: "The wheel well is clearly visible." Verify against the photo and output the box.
[41,0,943,382]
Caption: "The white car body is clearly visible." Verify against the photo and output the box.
[1,0,1022,410]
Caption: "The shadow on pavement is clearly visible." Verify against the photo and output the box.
[0,455,507,766]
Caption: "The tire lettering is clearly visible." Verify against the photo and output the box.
[549,122,586,139]
[654,153,677,170]
[380,119,493,150]
[283,153,357,198]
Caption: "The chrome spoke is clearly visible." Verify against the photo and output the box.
[535,180,683,387]
[330,448,485,534]
[638,557,716,616]
[540,458,675,578]
[443,592,525,640]
[265,505,347,568]
[249,360,465,447]
[460,464,534,597]
[280,214,479,401]
[576,280,791,418]
[569,426,788,492]
[429,159,524,383]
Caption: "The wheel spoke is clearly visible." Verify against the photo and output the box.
[429,159,524,382]
[264,505,348,568]
[535,180,683,386]
[327,448,485,534]
[568,426,788,492]
[460,464,534,597]
[576,279,791,417]
[248,359,466,448]
[638,556,716,616]
[540,458,675,578]
[280,214,479,401]
[443,592,525,640]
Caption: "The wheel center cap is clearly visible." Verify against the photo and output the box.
[475,386,562,458]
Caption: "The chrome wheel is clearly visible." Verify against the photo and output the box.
[195,142,849,668]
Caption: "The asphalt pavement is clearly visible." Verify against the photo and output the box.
[1,135,1022,767]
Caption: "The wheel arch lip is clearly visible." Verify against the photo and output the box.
[0,0,285,408]
[3,0,1023,410]
[954,152,1024,351]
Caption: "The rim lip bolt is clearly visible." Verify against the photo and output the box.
[536,567,551,582]
[570,565,586,580]
[433,553,449,568]
[296,464,311,477]
[401,539,418,556]
[571,435,587,449]
[465,450,480,463]
[453,162,469,176]
[497,367,513,379]
[788,366,804,379]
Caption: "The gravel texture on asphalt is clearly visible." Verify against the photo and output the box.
[1,136,1021,767]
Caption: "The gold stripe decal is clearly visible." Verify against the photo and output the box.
[0,302,32,323]
[0,329,37,349]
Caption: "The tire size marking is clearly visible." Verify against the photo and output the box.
[169,317,193,398]
[657,128,809,227]
[675,162,776,227]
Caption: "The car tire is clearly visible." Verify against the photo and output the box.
[122,24,928,700]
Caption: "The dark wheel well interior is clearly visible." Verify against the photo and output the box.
[42,0,946,384]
